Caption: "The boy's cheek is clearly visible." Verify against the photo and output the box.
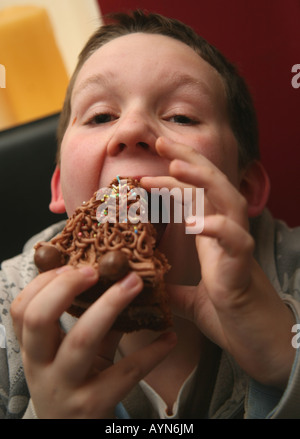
[191,128,239,183]
[61,135,102,178]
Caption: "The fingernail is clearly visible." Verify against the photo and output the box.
[172,159,189,170]
[56,265,72,274]
[78,265,97,277]
[120,272,141,290]
[157,136,171,146]
[156,137,171,154]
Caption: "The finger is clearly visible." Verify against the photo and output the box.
[10,266,72,344]
[165,283,224,346]
[165,283,198,321]
[94,330,123,370]
[170,159,248,228]
[197,215,255,304]
[201,214,254,258]
[156,136,229,178]
[55,272,143,384]
[141,175,180,192]
[154,137,248,228]
[156,136,200,163]
[142,171,243,234]
[22,266,98,364]
[91,331,177,409]
[142,168,246,229]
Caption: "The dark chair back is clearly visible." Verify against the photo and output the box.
[0,113,67,264]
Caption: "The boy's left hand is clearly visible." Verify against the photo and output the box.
[141,137,296,390]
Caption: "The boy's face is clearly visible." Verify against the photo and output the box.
[58,33,239,216]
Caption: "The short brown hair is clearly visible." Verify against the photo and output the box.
[57,10,259,167]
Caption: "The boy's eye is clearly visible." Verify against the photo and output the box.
[86,113,116,125]
[169,115,198,125]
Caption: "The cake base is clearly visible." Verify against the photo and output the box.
[67,282,172,332]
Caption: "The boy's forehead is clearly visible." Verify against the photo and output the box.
[73,32,226,101]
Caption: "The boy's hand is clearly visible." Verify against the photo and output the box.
[141,137,295,390]
[10,266,176,419]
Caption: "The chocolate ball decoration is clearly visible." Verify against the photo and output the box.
[98,250,130,282]
[34,245,64,272]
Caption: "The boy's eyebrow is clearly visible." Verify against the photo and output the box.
[168,72,203,87]
[167,72,213,95]
[72,71,217,101]
[72,73,112,101]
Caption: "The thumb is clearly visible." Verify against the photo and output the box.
[166,283,198,321]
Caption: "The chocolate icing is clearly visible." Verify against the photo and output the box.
[34,177,171,331]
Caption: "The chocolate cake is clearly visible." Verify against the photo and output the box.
[34,177,172,332]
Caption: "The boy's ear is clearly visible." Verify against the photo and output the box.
[239,160,270,217]
[49,165,66,214]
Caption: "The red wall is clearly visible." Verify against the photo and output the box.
[98,0,300,226]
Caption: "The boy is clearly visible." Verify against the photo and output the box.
[1,10,300,419]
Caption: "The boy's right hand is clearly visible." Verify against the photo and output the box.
[141,137,295,390]
[10,266,176,419]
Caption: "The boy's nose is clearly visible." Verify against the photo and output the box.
[106,113,157,156]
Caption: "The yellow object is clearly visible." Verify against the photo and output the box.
[0,5,69,129]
